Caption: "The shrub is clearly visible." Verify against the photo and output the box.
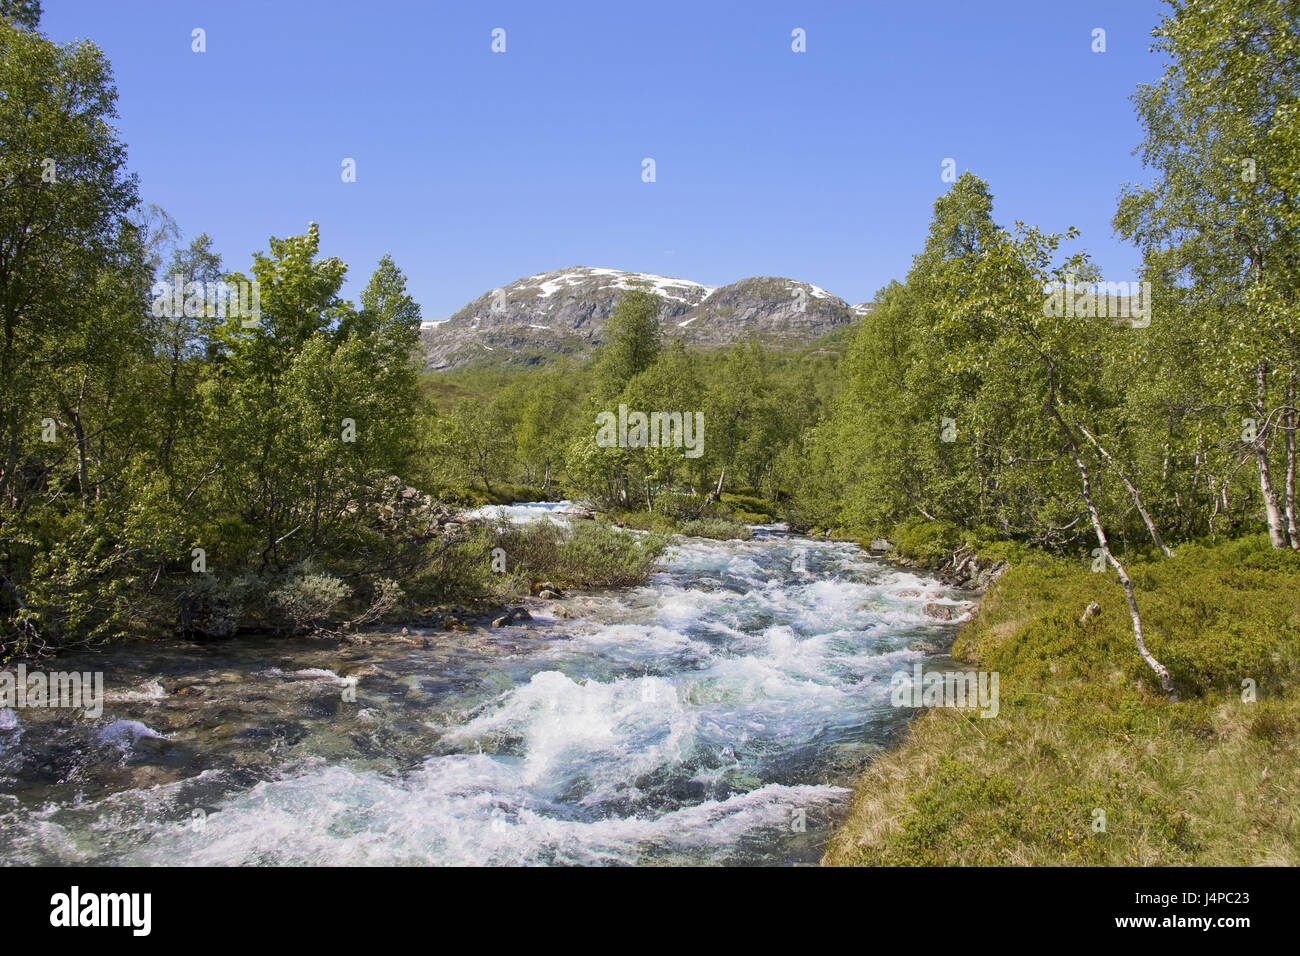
[890,517,964,565]
[349,577,404,628]
[475,518,668,591]
[267,564,352,635]
[720,491,776,523]
[179,573,264,639]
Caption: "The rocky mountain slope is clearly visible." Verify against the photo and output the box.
[420,266,861,370]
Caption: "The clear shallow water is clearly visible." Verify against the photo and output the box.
[0,513,966,866]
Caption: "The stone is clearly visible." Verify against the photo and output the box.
[922,602,974,621]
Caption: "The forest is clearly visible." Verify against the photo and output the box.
[2,0,1298,687]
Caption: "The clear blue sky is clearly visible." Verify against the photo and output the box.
[43,0,1169,317]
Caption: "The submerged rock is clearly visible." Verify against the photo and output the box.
[491,607,533,627]
[553,504,596,520]
[922,602,974,621]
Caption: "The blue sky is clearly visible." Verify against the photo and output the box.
[44,0,1170,318]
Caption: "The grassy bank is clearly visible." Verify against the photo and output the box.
[607,490,780,540]
[824,533,1300,865]
[103,513,670,646]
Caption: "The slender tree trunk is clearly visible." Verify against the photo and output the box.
[1070,444,1178,701]
[70,411,89,509]
[1285,378,1298,549]
[1076,423,1173,557]
[1254,363,1287,548]
[705,468,725,503]
[1049,405,1177,700]
[1209,472,1220,542]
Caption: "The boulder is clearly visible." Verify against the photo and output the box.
[972,560,1009,590]
[922,602,974,621]
[491,607,533,627]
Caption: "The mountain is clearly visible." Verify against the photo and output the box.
[419,266,858,370]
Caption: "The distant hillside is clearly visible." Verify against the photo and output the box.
[420,266,860,370]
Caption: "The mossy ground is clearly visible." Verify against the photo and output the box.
[824,533,1300,866]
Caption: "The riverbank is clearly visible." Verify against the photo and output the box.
[823,533,1300,865]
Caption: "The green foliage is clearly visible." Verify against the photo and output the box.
[719,492,776,522]
[0,0,40,31]
[1114,0,1300,550]
[826,534,1300,866]
[267,563,352,635]
[0,112,430,652]
[470,519,669,593]
[955,534,1300,699]
[888,518,964,566]
[5,0,1298,702]
[592,288,663,396]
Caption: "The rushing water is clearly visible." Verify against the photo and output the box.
[0,506,969,866]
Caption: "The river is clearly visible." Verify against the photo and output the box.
[0,504,969,866]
